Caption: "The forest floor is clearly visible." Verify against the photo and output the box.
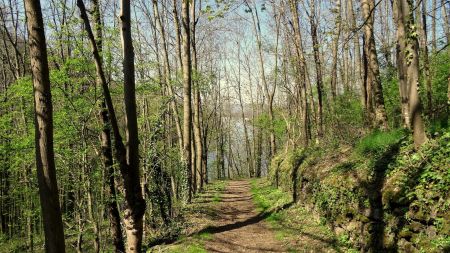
[151,179,352,253]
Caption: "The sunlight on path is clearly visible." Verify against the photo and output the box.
[203,180,286,253]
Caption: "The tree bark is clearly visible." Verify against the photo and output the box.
[348,0,364,108]
[152,0,184,156]
[308,0,324,138]
[181,0,193,203]
[395,0,428,148]
[432,0,437,51]
[78,1,145,251]
[362,0,389,130]
[236,44,254,178]
[120,1,146,251]
[392,0,410,128]
[85,0,125,251]
[289,0,310,146]
[330,0,342,99]
[190,0,204,191]
[24,0,66,252]
[443,0,450,44]
[172,0,184,70]
[420,0,433,116]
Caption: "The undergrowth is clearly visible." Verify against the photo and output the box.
[355,128,405,155]
[268,127,450,252]
[250,179,356,252]
[146,180,227,252]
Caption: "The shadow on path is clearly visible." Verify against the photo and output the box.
[193,202,294,236]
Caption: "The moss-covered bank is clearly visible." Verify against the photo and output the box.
[268,130,450,252]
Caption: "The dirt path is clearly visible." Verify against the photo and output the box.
[202,180,286,253]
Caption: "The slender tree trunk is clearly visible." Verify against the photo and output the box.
[392,0,411,128]
[172,0,183,70]
[443,0,450,44]
[78,1,145,251]
[247,1,274,159]
[420,0,433,116]
[201,125,208,185]
[309,1,324,138]
[120,1,146,251]
[103,121,126,252]
[269,2,280,157]
[190,0,203,191]
[432,0,437,51]
[396,0,428,148]
[181,0,193,203]
[289,0,310,146]
[152,0,184,155]
[331,0,342,99]
[348,0,364,107]
[362,33,372,116]
[256,99,263,178]
[82,132,100,253]
[236,45,253,178]
[88,0,125,251]
[24,0,65,252]
[362,0,389,130]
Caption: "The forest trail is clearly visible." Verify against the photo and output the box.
[202,180,286,253]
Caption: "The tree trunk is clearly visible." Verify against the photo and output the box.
[247,1,274,160]
[77,0,125,252]
[348,0,364,107]
[152,0,184,156]
[120,1,146,251]
[443,0,450,44]
[190,0,204,191]
[432,0,437,51]
[78,1,145,251]
[420,0,433,116]
[181,0,193,203]
[395,0,428,148]
[236,45,254,178]
[362,0,389,130]
[309,1,324,138]
[289,0,310,146]
[24,0,66,252]
[392,0,411,128]
[172,0,184,69]
[331,0,342,99]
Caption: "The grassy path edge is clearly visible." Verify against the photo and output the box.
[249,178,358,253]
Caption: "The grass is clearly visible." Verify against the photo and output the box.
[148,180,227,252]
[250,178,358,253]
[201,180,225,204]
[211,180,227,192]
[356,128,405,155]
[194,232,213,240]
[212,192,221,203]
[250,178,290,213]
[158,231,213,253]
[165,243,208,253]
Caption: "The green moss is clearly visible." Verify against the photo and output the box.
[430,236,450,252]
[267,129,450,252]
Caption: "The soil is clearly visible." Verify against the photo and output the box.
[202,180,286,253]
